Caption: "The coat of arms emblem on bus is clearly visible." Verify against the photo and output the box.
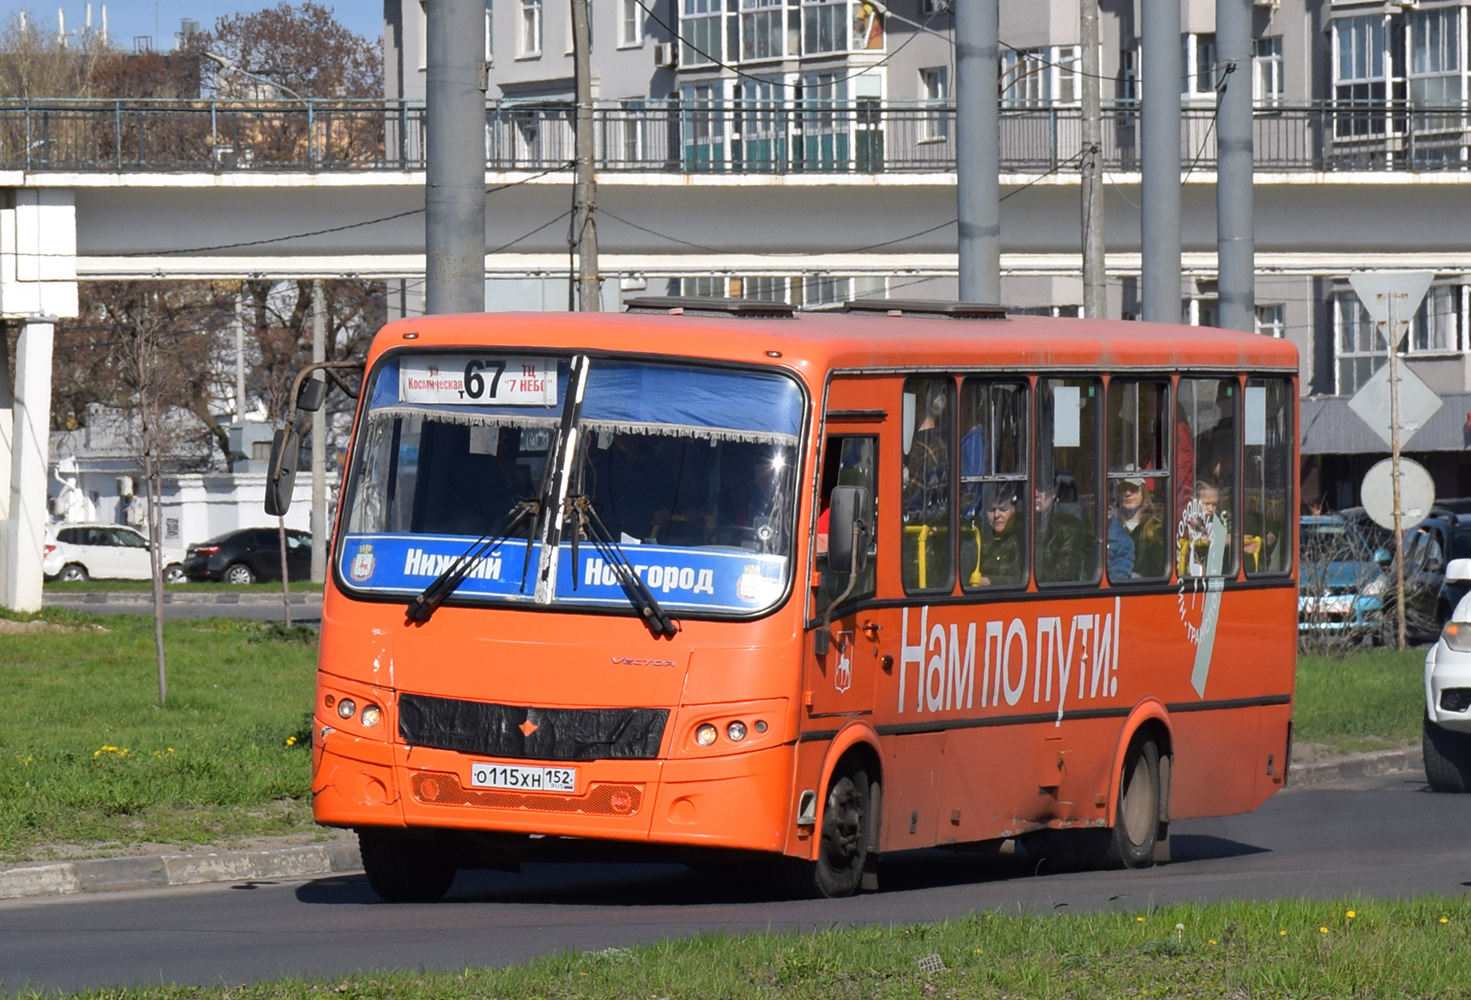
[351,543,376,583]
[1175,497,1226,698]
[833,631,853,694]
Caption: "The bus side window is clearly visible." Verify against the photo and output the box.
[960,379,1029,590]
[1107,379,1171,582]
[815,435,878,608]
[1036,377,1102,585]
[1243,377,1292,575]
[901,377,954,593]
[1177,378,1238,578]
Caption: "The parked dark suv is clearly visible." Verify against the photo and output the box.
[183,528,312,584]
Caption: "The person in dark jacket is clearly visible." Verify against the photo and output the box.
[977,487,1023,586]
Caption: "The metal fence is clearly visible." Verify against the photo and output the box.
[1,98,1468,174]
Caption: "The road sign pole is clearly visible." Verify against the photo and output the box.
[1387,291,1407,650]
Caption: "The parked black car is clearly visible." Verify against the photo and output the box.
[183,528,312,584]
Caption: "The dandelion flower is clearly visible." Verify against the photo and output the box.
[1441,917,1450,924]
[1346,910,1356,919]
[285,736,297,746]
[1136,916,1145,923]
[1320,927,1329,934]
[1209,939,1217,946]
[1279,930,1287,936]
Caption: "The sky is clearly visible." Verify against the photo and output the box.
[0,1,382,49]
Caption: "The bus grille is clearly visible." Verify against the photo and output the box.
[397,693,669,761]
[411,771,644,816]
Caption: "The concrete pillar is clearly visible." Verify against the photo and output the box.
[3,318,54,612]
[310,280,326,584]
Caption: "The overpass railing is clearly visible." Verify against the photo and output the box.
[0,98,1467,174]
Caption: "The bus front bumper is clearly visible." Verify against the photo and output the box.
[313,729,796,856]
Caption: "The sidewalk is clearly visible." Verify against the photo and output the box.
[43,591,323,607]
[0,745,1426,902]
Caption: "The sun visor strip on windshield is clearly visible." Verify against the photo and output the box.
[368,357,803,441]
[398,693,669,761]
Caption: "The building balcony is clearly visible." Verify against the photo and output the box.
[2,98,1469,175]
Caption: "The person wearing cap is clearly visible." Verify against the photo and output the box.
[1114,466,1165,578]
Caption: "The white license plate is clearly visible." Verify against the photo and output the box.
[469,761,577,793]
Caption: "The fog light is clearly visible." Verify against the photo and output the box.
[695,723,718,746]
[360,705,382,727]
[337,698,356,719]
[726,721,747,742]
[754,720,768,734]
[1441,688,1471,713]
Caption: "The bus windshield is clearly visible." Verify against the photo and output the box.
[337,353,806,617]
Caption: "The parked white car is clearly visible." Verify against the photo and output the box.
[43,524,187,583]
[1424,557,1471,791]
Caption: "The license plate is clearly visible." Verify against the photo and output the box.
[469,761,577,793]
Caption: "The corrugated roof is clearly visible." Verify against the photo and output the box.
[1302,393,1471,455]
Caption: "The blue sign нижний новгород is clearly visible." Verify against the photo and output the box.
[340,533,788,613]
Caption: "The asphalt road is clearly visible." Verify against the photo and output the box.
[2,770,1468,994]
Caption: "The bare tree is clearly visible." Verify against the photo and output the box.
[206,3,382,99]
[0,11,108,99]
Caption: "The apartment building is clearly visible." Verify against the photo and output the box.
[384,0,1471,505]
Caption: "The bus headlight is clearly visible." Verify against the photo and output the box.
[337,698,356,719]
[726,721,748,742]
[695,724,718,746]
[360,705,382,728]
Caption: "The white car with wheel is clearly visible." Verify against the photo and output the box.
[43,524,187,583]
[1423,558,1471,791]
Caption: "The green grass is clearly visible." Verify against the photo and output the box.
[44,580,324,593]
[1293,647,1425,755]
[0,609,317,861]
[35,898,1471,1000]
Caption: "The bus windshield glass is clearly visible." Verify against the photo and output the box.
[338,353,805,617]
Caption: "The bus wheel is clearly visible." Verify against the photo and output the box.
[1105,732,1161,869]
[811,759,871,898]
[358,830,457,903]
[1423,714,1471,793]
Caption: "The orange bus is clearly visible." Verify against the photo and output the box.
[270,298,1298,901]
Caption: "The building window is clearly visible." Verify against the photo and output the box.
[1001,46,1078,107]
[919,0,948,14]
[681,276,728,296]
[681,0,721,65]
[1182,32,1217,96]
[1253,36,1282,106]
[1333,290,1385,395]
[485,1,494,62]
[1255,303,1285,338]
[1118,46,1138,103]
[519,0,542,57]
[1334,15,1387,104]
[1412,284,1463,353]
[740,0,783,61]
[921,66,949,140]
[799,275,850,307]
[802,0,845,55]
[1410,8,1462,131]
[620,0,643,47]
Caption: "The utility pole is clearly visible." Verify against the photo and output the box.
[426,0,487,314]
[1141,0,1181,322]
[571,0,600,311]
[1080,0,1105,318]
[956,0,1000,304]
[310,279,326,584]
[1216,0,1254,332]
[1389,289,1408,651]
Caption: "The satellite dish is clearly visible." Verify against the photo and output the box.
[1361,458,1435,531]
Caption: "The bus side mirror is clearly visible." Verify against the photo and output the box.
[297,376,328,413]
[827,485,872,577]
[264,429,299,516]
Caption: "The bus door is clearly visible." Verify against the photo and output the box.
[807,431,881,720]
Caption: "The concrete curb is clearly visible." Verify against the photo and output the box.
[43,591,323,607]
[1286,745,1423,788]
[0,749,1426,902]
[0,841,361,901]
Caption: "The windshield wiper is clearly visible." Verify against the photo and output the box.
[405,498,539,625]
[569,494,678,638]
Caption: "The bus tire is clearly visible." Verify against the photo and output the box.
[1423,714,1471,793]
[358,830,457,903]
[801,758,871,898]
[1104,732,1160,870]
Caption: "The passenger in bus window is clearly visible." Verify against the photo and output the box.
[1113,467,1166,579]
[1106,508,1135,579]
[1179,480,1228,576]
[1035,471,1094,583]
[976,485,1023,586]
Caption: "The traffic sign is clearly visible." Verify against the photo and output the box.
[1361,457,1435,531]
[1346,361,1443,450]
[1348,272,1433,348]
